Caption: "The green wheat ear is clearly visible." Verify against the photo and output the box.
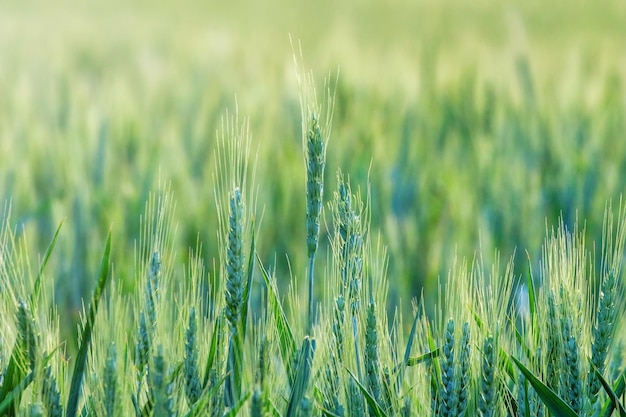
[305,114,325,260]
[365,301,382,407]
[440,318,456,417]
[224,187,245,407]
[456,321,471,416]
[103,342,117,417]
[562,318,582,414]
[588,268,618,403]
[478,335,495,417]
[184,307,201,406]
[225,187,245,333]
[16,300,38,372]
[150,344,176,417]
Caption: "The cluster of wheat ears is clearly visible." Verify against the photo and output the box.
[1,61,626,417]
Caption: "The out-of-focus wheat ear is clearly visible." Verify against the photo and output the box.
[588,269,618,404]
[401,397,411,417]
[516,372,527,417]
[298,396,312,417]
[104,342,117,417]
[17,300,38,371]
[545,291,561,393]
[456,322,471,415]
[28,403,43,417]
[184,307,202,406]
[150,344,176,417]
[135,311,150,381]
[208,368,225,417]
[478,335,495,417]
[348,377,364,417]
[42,364,63,417]
[365,302,382,407]
[250,389,263,417]
[562,318,582,414]
[440,319,457,417]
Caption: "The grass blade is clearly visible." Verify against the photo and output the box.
[0,371,34,415]
[511,356,577,417]
[65,230,112,417]
[602,374,626,417]
[525,250,536,327]
[594,366,626,417]
[397,307,421,388]
[30,219,64,308]
[224,391,252,417]
[202,313,223,389]
[285,336,316,417]
[184,373,228,417]
[257,254,297,385]
[406,348,441,367]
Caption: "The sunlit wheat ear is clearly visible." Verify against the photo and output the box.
[440,318,456,416]
[456,321,471,415]
[478,335,495,417]
[184,307,201,406]
[17,300,38,371]
[365,301,381,406]
[42,364,63,417]
[562,318,582,414]
[588,268,617,403]
[103,342,117,417]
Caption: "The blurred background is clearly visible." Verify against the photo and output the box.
[1,0,626,338]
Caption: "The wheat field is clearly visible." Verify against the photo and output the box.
[1,1,626,415]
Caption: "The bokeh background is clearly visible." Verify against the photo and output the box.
[2,0,626,340]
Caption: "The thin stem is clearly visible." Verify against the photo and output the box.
[307,255,315,335]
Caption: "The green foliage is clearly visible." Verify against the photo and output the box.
[3,9,626,414]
